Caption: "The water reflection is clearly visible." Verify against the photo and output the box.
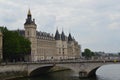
[16,76,96,80]
[11,70,96,80]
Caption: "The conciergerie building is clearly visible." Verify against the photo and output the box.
[18,9,81,61]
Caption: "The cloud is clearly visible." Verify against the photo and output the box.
[0,0,120,53]
[108,22,120,30]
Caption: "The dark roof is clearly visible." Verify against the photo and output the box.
[68,33,73,41]
[17,30,25,36]
[11,30,25,36]
[37,31,53,38]
[24,9,36,26]
[61,31,65,41]
[54,30,60,40]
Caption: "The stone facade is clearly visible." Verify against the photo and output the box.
[23,9,81,61]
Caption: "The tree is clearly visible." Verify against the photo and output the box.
[0,27,31,62]
[82,48,95,59]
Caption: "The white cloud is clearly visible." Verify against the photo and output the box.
[108,22,120,30]
[0,0,120,53]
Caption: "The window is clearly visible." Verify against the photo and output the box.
[59,48,61,54]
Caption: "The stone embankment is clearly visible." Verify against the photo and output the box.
[0,71,27,80]
[0,63,27,80]
[0,64,69,80]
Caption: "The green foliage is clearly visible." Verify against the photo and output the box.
[82,48,95,59]
[0,27,31,62]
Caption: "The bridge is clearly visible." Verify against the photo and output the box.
[0,60,119,78]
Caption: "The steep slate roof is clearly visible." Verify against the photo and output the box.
[68,33,73,41]
[36,31,53,38]
[61,31,66,41]
[54,29,60,40]
[18,30,25,36]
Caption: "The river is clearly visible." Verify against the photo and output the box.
[10,64,120,80]
[96,64,120,80]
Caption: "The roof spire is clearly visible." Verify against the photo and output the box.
[24,9,36,26]
[61,30,65,41]
[54,29,60,40]
[68,33,73,41]
[28,8,31,15]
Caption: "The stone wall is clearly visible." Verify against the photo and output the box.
[0,64,28,80]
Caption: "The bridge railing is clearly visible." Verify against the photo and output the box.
[1,59,120,65]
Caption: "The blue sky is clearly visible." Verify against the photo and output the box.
[0,0,120,53]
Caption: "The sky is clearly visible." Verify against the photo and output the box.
[0,0,120,53]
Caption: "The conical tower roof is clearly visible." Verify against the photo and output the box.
[68,33,73,41]
[28,9,31,16]
[54,29,60,40]
[61,31,65,41]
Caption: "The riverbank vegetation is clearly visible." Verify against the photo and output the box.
[0,27,31,62]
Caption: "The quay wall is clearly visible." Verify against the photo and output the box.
[0,64,27,80]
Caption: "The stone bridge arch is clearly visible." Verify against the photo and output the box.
[54,62,119,77]
[0,61,119,78]
[27,62,119,77]
[27,63,54,76]
[29,65,54,76]
[27,61,119,77]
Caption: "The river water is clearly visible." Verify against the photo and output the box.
[11,64,120,80]
[96,64,120,80]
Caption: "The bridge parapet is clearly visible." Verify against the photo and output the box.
[0,60,119,78]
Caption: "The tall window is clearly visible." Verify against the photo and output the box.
[63,48,64,54]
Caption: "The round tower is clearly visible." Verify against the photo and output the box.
[24,9,37,38]
[24,9,37,61]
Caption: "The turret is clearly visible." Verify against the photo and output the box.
[61,31,65,41]
[54,29,60,40]
[24,9,37,61]
[68,33,73,42]
[24,9,36,26]
[24,9,37,38]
